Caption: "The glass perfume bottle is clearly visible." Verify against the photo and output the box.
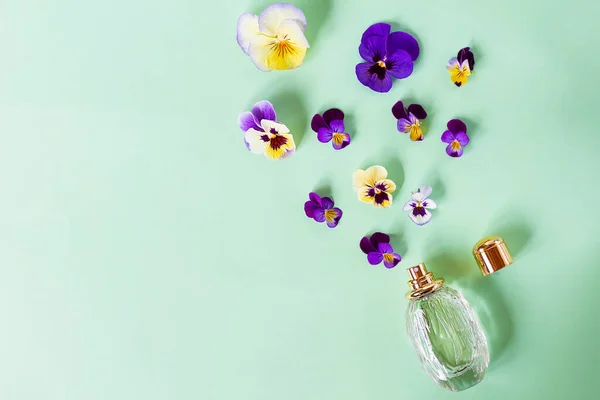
[405,263,489,392]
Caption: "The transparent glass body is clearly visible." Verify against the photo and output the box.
[406,286,489,392]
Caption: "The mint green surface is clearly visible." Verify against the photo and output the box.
[1,1,599,399]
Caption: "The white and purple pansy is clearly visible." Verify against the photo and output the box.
[402,185,437,226]
[311,108,351,150]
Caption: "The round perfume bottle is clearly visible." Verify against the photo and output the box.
[405,264,489,392]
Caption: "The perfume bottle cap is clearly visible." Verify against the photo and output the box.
[406,263,444,299]
[473,236,513,276]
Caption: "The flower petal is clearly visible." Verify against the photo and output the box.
[375,179,396,193]
[247,33,307,71]
[422,199,437,209]
[252,101,277,123]
[361,23,391,42]
[455,132,470,146]
[457,47,475,71]
[244,128,269,154]
[364,166,388,186]
[358,35,387,62]
[407,104,427,120]
[383,253,402,269]
[418,185,432,199]
[441,130,456,143]
[238,111,261,133]
[261,120,290,135]
[370,232,390,248]
[397,118,411,133]
[329,119,345,133]
[308,192,322,206]
[367,252,384,265]
[355,62,392,93]
[447,119,467,134]
[352,169,366,191]
[325,208,342,228]
[446,58,460,71]
[304,200,320,219]
[409,208,432,226]
[392,101,407,120]
[258,3,307,36]
[412,192,425,202]
[247,35,275,71]
[378,242,393,254]
[402,200,415,211]
[357,186,375,204]
[277,19,310,48]
[446,143,463,158]
[409,125,423,141]
[374,191,392,208]
[323,109,345,125]
[386,50,413,79]
[387,31,420,61]
[265,133,295,160]
[312,207,326,223]
[360,237,377,254]
[317,127,333,143]
[321,196,334,210]
[332,132,351,150]
[237,13,260,54]
[311,114,328,132]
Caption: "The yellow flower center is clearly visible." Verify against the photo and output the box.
[451,140,461,151]
[377,60,386,68]
[383,253,394,264]
[272,38,297,57]
[324,209,337,220]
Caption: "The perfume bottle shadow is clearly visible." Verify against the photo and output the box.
[425,250,514,369]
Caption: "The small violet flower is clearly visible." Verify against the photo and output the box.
[352,165,396,208]
[359,232,402,269]
[239,100,295,160]
[311,108,351,150]
[447,47,475,87]
[402,185,437,226]
[441,119,470,158]
[237,3,310,71]
[392,101,428,141]
[355,23,420,93]
[304,192,342,228]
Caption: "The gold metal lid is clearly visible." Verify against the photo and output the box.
[473,236,513,276]
[406,263,444,299]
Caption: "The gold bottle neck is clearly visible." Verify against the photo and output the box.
[406,263,445,299]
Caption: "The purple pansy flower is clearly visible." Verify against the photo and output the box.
[441,119,470,157]
[311,108,351,150]
[359,232,402,269]
[447,47,475,87]
[392,101,427,141]
[402,185,437,226]
[304,192,343,228]
[238,100,278,149]
[355,23,420,93]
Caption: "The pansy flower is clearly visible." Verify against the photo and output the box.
[311,108,351,150]
[447,47,475,87]
[304,192,342,228]
[352,165,396,208]
[237,3,310,71]
[355,23,420,93]
[402,185,437,226]
[392,101,428,141]
[359,232,402,269]
[238,100,278,149]
[441,119,470,158]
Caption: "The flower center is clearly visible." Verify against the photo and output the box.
[269,134,288,150]
[377,60,386,68]
[383,253,394,263]
[272,38,297,57]
[324,209,336,221]
[451,140,461,151]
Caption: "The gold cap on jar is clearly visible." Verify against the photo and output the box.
[406,263,444,299]
[473,236,513,276]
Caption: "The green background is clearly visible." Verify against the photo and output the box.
[1,0,599,399]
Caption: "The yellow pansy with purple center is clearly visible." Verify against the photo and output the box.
[239,100,295,160]
[311,108,351,150]
[304,192,342,228]
[392,101,428,141]
[447,47,475,87]
[441,119,470,158]
[352,165,397,208]
[359,232,402,269]
[237,3,310,71]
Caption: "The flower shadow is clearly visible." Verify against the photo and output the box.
[488,209,535,259]
[388,232,408,260]
[312,176,332,198]
[456,116,481,140]
[344,112,357,142]
[423,171,446,202]
[249,0,333,49]
[269,89,309,149]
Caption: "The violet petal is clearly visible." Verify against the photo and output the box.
[326,208,342,228]
[311,114,328,133]
[313,208,326,223]
[385,50,413,79]
[441,130,456,143]
[455,132,470,146]
[392,101,407,120]
[361,23,391,42]
[323,109,345,125]
[320,196,334,210]
[397,118,412,133]
[387,31,420,61]
[356,63,393,93]
[447,119,467,134]
[308,192,322,206]
[446,143,463,158]
[304,200,320,219]
[407,104,427,120]
[358,35,387,62]
[239,111,261,132]
[317,127,333,143]
[328,119,345,133]
[331,132,350,150]
[360,237,377,254]
[251,101,276,123]
[367,252,384,265]
[370,232,390,248]
[378,242,394,254]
